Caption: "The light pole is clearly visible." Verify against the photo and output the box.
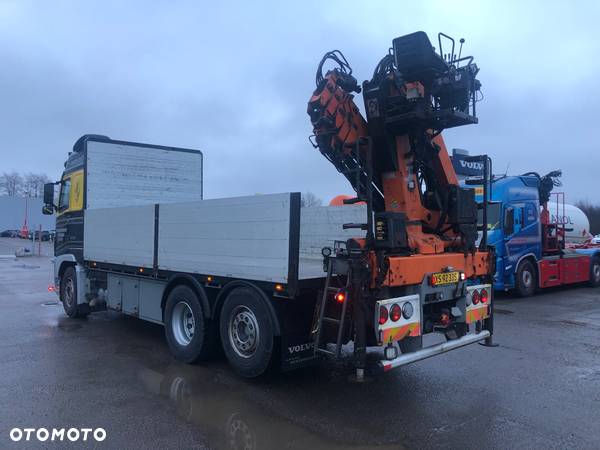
[20,191,29,239]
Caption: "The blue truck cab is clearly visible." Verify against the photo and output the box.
[477,175,543,291]
[466,175,600,296]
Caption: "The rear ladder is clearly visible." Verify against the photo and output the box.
[312,256,351,358]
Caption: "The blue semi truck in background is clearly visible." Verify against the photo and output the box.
[451,151,600,297]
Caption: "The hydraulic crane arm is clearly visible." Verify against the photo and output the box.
[308,31,483,255]
[308,51,384,210]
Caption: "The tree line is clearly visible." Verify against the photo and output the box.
[0,172,51,198]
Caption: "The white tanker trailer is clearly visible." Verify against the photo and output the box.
[550,203,591,243]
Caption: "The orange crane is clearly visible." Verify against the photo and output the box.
[308,31,495,378]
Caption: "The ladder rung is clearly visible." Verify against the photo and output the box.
[322,317,340,324]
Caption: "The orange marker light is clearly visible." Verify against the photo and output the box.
[207,276,213,282]
[335,291,346,303]
[138,268,144,273]
[275,284,284,292]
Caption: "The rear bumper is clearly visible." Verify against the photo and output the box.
[377,330,490,372]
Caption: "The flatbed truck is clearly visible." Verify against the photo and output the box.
[43,31,496,378]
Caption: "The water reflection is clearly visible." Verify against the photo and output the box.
[138,364,404,450]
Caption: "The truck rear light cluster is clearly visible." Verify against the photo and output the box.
[378,305,388,324]
[379,301,414,325]
[469,288,489,305]
[480,289,488,303]
[390,304,401,322]
[402,302,413,319]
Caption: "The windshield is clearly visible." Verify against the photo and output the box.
[477,202,501,231]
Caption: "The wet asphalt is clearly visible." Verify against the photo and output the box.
[0,237,599,449]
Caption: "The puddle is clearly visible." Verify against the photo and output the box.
[42,301,59,306]
[138,365,404,450]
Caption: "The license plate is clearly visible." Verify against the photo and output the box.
[432,271,459,285]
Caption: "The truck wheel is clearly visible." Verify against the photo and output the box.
[589,257,600,287]
[164,285,215,363]
[219,287,275,378]
[515,260,536,297]
[60,266,88,318]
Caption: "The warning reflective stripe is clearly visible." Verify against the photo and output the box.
[467,306,489,323]
[381,322,421,344]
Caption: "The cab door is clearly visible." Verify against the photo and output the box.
[502,204,524,284]
[55,170,85,260]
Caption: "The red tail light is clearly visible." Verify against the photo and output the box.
[390,303,401,322]
[480,288,488,303]
[440,312,450,325]
[472,290,480,305]
[335,290,346,303]
[378,305,388,325]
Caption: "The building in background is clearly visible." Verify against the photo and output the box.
[0,197,55,232]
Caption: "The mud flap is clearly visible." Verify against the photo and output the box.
[280,333,318,371]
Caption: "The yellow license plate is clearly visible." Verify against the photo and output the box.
[432,271,460,285]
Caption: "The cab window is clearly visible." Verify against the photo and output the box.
[524,202,537,226]
[58,179,71,212]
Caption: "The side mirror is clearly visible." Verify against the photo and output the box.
[43,182,57,215]
[43,183,55,205]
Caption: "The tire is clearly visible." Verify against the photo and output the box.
[60,266,88,318]
[219,287,275,378]
[589,256,600,287]
[164,285,216,363]
[515,260,536,297]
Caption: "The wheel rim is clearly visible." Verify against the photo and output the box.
[228,305,259,358]
[172,301,195,346]
[594,264,600,283]
[522,269,532,288]
[64,278,75,308]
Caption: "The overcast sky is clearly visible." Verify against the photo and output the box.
[1,1,599,204]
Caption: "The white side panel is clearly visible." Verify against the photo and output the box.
[158,194,292,283]
[84,205,155,268]
[298,205,367,280]
[86,141,202,209]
